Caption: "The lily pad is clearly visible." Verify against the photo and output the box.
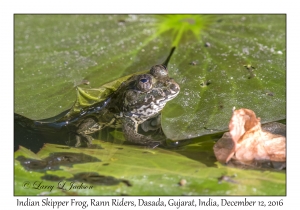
[14,15,172,120]
[14,140,285,195]
[161,15,286,140]
[14,14,285,141]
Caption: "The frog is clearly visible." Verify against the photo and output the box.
[19,64,179,149]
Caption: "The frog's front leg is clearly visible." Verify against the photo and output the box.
[75,118,101,147]
[140,114,161,132]
[122,117,164,147]
[75,133,94,147]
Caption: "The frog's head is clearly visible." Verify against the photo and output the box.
[123,65,180,122]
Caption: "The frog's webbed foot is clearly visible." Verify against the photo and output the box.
[122,117,165,146]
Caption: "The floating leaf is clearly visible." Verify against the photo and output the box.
[162,15,286,140]
[14,141,285,195]
[14,15,172,120]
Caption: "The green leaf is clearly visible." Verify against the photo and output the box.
[14,141,285,195]
[161,15,286,140]
[14,15,172,120]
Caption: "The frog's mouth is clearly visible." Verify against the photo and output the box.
[159,92,179,105]
[165,82,180,99]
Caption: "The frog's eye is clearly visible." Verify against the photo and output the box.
[140,78,148,83]
[150,64,168,78]
[136,74,153,92]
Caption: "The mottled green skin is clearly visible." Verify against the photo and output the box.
[72,65,180,147]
